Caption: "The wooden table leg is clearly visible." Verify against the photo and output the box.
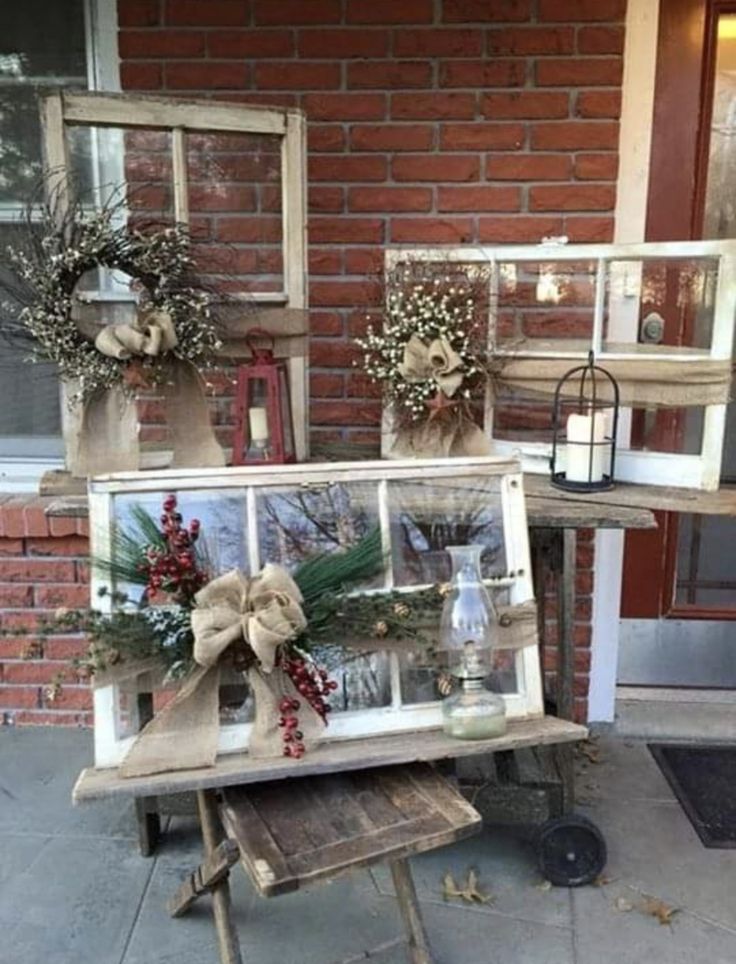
[556,528,577,814]
[390,858,434,964]
[135,796,161,857]
[196,789,244,964]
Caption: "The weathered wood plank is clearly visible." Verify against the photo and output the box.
[167,838,240,918]
[196,790,243,964]
[221,764,480,898]
[524,474,736,517]
[74,716,587,803]
[525,495,655,530]
[391,858,435,964]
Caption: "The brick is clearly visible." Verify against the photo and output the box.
[12,710,92,726]
[48,516,78,538]
[539,0,625,21]
[521,310,593,338]
[310,281,380,307]
[478,215,563,242]
[564,216,614,242]
[482,91,569,119]
[208,30,294,57]
[309,311,344,336]
[488,26,574,55]
[302,93,386,121]
[215,217,281,242]
[43,637,89,661]
[310,340,362,367]
[309,155,387,182]
[394,29,483,57]
[440,59,527,87]
[254,0,341,23]
[437,185,520,212]
[577,25,625,54]
[574,153,618,180]
[0,584,33,607]
[349,187,433,212]
[46,687,92,711]
[392,154,479,182]
[166,0,248,25]
[298,29,389,58]
[165,62,248,89]
[309,217,384,243]
[344,248,384,274]
[350,124,434,152]
[390,217,475,243]
[254,62,341,90]
[392,92,476,120]
[487,153,571,180]
[308,125,346,153]
[310,401,382,426]
[0,559,75,583]
[346,0,433,23]
[119,31,206,58]
[537,58,623,87]
[310,373,345,397]
[309,249,343,274]
[440,123,524,151]
[0,687,40,709]
[576,90,622,119]
[530,183,616,211]
[34,584,90,609]
[443,0,532,22]
[118,0,160,26]
[347,62,432,90]
[0,539,23,556]
[1,663,66,685]
[347,371,381,398]
[0,638,31,659]
[531,121,618,150]
[347,310,382,337]
[24,502,52,538]
[308,185,345,212]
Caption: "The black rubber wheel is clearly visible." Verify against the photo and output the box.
[536,814,607,887]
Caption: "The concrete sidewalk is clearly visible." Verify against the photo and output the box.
[1,729,734,964]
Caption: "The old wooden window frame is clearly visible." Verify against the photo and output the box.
[39,90,309,461]
[87,456,543,769]
[386,240,736,491]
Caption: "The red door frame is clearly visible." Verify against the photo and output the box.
[620,0,736,620]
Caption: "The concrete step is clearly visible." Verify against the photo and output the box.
[614,686,736,741]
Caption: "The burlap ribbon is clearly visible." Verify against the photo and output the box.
[120,565,308,778]
[70,309,224,477]
[398,334,465,398]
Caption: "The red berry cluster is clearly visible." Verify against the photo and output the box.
[278,655,339,758]
[140,493,207,606]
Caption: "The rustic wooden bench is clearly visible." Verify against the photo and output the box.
[166,763,483,964]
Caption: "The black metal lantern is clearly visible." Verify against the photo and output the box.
[550,352,619,492]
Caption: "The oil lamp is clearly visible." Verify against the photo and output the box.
[232,328,295,466]
[439,545,506,740]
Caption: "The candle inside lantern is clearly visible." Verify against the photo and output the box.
[249,406,269,443]
[566,411,608,483]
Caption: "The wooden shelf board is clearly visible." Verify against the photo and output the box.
[73,715,587,804]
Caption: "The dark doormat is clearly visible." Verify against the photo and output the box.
[649,743,736,849]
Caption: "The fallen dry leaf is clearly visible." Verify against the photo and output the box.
[579,742,602,764]
[614,897,634,912]
[536,879,553,892]
[442,869,493,905]
[639,896,679,926]
[593,874,615,888]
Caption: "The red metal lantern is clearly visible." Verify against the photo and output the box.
[232,328,296,465]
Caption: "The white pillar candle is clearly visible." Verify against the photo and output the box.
[249,406,269,442]
[566,411,608,483]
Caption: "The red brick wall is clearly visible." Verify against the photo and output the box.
[0,0,627,725]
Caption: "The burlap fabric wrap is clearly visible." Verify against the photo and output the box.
[120,564,322,779]
[69,309,224,477]
[389,334,493,459]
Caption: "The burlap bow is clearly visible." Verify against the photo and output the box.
[398,334,465,398]
[119,564,306,778]
[94,309,178,360]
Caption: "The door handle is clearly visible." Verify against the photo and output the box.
[640,311,665,344]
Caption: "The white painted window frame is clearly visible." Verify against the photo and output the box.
[386,240,736,492]
[0,0,120,481]
[87,456,543,769]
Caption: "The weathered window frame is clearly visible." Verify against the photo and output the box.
[386,241,736,491]
[88,457,543,769]
[39,90,309,461]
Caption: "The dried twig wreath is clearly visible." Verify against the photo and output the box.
[0,183,221,404]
